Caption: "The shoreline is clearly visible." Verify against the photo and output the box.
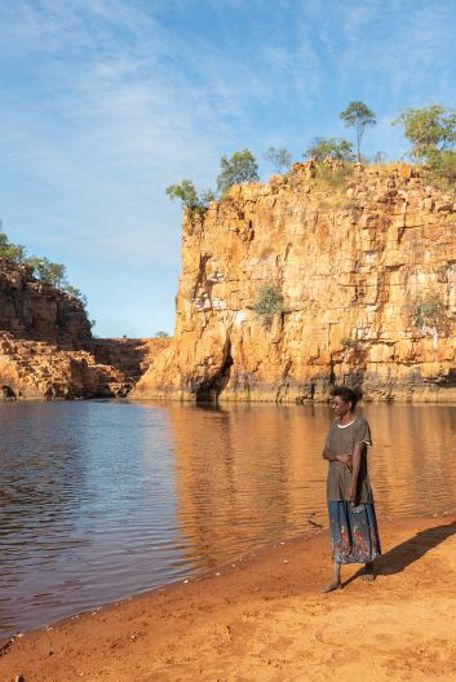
[5,396,456,405]
[1,511,456,682]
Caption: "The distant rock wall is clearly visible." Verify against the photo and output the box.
[0,258,91,344]
[0,332,127,400]
[133,162,456,403]
[91,337,170,382]
[0,258,170,400]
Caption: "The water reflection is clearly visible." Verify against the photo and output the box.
[169,404,329,567]
[0,401,455,640]
[168,403,456,568]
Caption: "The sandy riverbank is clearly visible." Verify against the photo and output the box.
[1,513,456,682]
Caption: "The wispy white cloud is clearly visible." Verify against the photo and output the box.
[0,0,455,334]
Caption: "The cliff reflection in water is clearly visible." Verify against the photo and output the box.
[1,401,456,640]
[168,404,328,567]
[167,403,456,569]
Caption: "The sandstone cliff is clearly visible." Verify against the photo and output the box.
[0,333,169,400]
[0,332,127,400]
[0,258,169,399]
[0,258,91,344]
[133,161,456,403]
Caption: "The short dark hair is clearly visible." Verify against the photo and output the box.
[330,385,362,407]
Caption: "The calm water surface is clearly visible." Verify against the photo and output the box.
[1,401,456,639]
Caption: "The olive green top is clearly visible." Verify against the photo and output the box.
[325,416,373,503]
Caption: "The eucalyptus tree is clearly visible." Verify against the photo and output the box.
[340,101,377,161]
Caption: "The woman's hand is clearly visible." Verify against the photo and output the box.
[336,453,353,470]
[348,483,358,504]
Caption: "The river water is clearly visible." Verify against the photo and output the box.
[1,400,455,639]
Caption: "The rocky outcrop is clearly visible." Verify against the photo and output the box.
[91,338,170,382]
[0,258,170,399]
[0,333,171,401]
[0,332,128,400]
[0,258,91,344]
[133,161,456,403]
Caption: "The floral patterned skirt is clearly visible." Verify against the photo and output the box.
[328,500,381,564]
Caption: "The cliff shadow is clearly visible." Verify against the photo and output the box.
[90,338,150,381]
[196,342,233,404]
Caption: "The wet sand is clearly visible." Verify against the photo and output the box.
[1,513,456,682]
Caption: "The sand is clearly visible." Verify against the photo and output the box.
[1,514,456,682]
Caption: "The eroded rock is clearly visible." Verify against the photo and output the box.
[133,162,456,403]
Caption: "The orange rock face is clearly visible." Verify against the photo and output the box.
[133,162,456,403]
[0,258,171,399]
[0,332,127,399]
[0,258,92,344]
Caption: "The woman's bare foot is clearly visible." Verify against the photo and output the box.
[361,562,375,581]
[322,579,342,593]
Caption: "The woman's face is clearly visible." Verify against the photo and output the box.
[331,395,352,418]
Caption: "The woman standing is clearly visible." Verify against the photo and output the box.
[321,385,381,592]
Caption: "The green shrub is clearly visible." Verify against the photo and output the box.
[216,149,259,194]
[423,150,456,191]
[314,162,353,189]
[253,285,284,318]
[0,232,26,262]
[412,293,445,330]
[305,137,354,162]
[393,104,456,161]
[0,230,86,303]
[166,180,216,221]
[341,337,358,349]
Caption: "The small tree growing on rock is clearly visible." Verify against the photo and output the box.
[253,284,284,327]
[410,289,448,347]
[166,180,215,222]
[216,149,260,194]
[26,257,66,288]
[341,337,358,350]
[340,101,376,161]
[393,103,456,162]
[264,147,292,174]
[305,137,354,162]
[393,103,456,187]
[166,180,202,210]
[0,231,26,262]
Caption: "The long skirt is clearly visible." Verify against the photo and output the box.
[328,500,381,564]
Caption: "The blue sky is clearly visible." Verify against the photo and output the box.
[0,0,455,337]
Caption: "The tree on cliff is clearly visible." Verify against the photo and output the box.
[216,149,260,194]
[340,101,376,161]
[305,137,354,162]
[166,181,215,213]
[393,104,456,179]
[0,231,26,262]
[26,256,66,288]
[264,147,292,174]
[1,230,87,303]
[166,180,201,210]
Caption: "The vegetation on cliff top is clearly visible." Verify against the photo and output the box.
[339,101,377,162]
[0,230,87,305]
[166,149,260,217]
[166,101,456,211]
[264,148,291,174]
[305,137,354,162]
[216,149,260,194]
[393,104,456,186]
